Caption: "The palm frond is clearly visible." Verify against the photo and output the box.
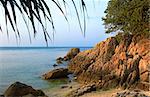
[0,25,2,32]
[0,0,89,45]
[71,0,83,34]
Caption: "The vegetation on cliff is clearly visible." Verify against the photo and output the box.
[103,0,150,34]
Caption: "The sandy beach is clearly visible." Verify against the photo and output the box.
[44,81,150,97]
[44,82,81,97]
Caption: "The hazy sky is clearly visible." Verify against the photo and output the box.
[0,0,112,47]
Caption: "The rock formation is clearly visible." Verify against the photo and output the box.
[66,84,96,97]
[56,48,80,63]
[112,89,150,97]
[64,48,80,61]
[3,82,47,97]
[68,34,150,91]
[42,68,69,79]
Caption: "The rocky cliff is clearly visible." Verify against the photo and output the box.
[68,34,150,91]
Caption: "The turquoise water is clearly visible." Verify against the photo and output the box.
[0,47,90,94]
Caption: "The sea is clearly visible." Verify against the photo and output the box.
[0,47,91,94]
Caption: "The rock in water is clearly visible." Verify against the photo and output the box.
[56,57,64,61]
[4,82,46,97]
[53,64,58,67]
[55,48,80,65]
[64,48,80,61]
[56,57,64,64]
[56,48,80,62]
[42,68,68,79]
[56,60,63,64]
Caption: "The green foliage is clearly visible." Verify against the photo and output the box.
[103,0,150,34]
[115,32,124,43]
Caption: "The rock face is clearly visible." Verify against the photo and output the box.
[67,84,96,97]
[112,90,150,97]
[68,34,150,91]
[4,82,46,97]
[64,48,80,61]
[42,68,69,79]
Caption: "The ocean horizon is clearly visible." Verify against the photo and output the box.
[0,47,91,94]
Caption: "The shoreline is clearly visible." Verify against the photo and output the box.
[1,36,149,97]
[43,81,81,97]
[42,34,150,97]
[43,81,150,97]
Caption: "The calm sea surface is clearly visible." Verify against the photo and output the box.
[0,47,91,94]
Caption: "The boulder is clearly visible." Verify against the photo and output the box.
[55,48,80,64]
[56,60,63,64]
[66,83,96,97]
[42,68,68,79]
[56,57,64,61]
[4,82,46,97]
[0,95,4,97]
[53,64,58,67]
[64,48,80,61]
[56,57,64,64]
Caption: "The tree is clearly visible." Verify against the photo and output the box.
[0,0,88,45]
[103,0,150,34]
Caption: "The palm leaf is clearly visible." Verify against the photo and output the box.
[51,0,68,22]
[0,25,2,32]
[0,0,89,45]
[71,0,83,34]
[81,0,87,36]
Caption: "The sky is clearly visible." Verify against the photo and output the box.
[0,0,112,47]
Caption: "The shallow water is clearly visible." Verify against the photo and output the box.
[0,47,90,94]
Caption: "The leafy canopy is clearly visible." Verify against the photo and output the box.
[103,0,150,34]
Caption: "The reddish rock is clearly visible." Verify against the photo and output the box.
[119,52,127,60]
[68,34,150,91]
[42,68,68,79]
[136,82,150,91]
[56,57,64,64]
[139,53,150,82]
[112,90,149,97]
[67,83,96,97]
[64,48,80,61]
[56,48,80,63]
[4,82,46,97]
